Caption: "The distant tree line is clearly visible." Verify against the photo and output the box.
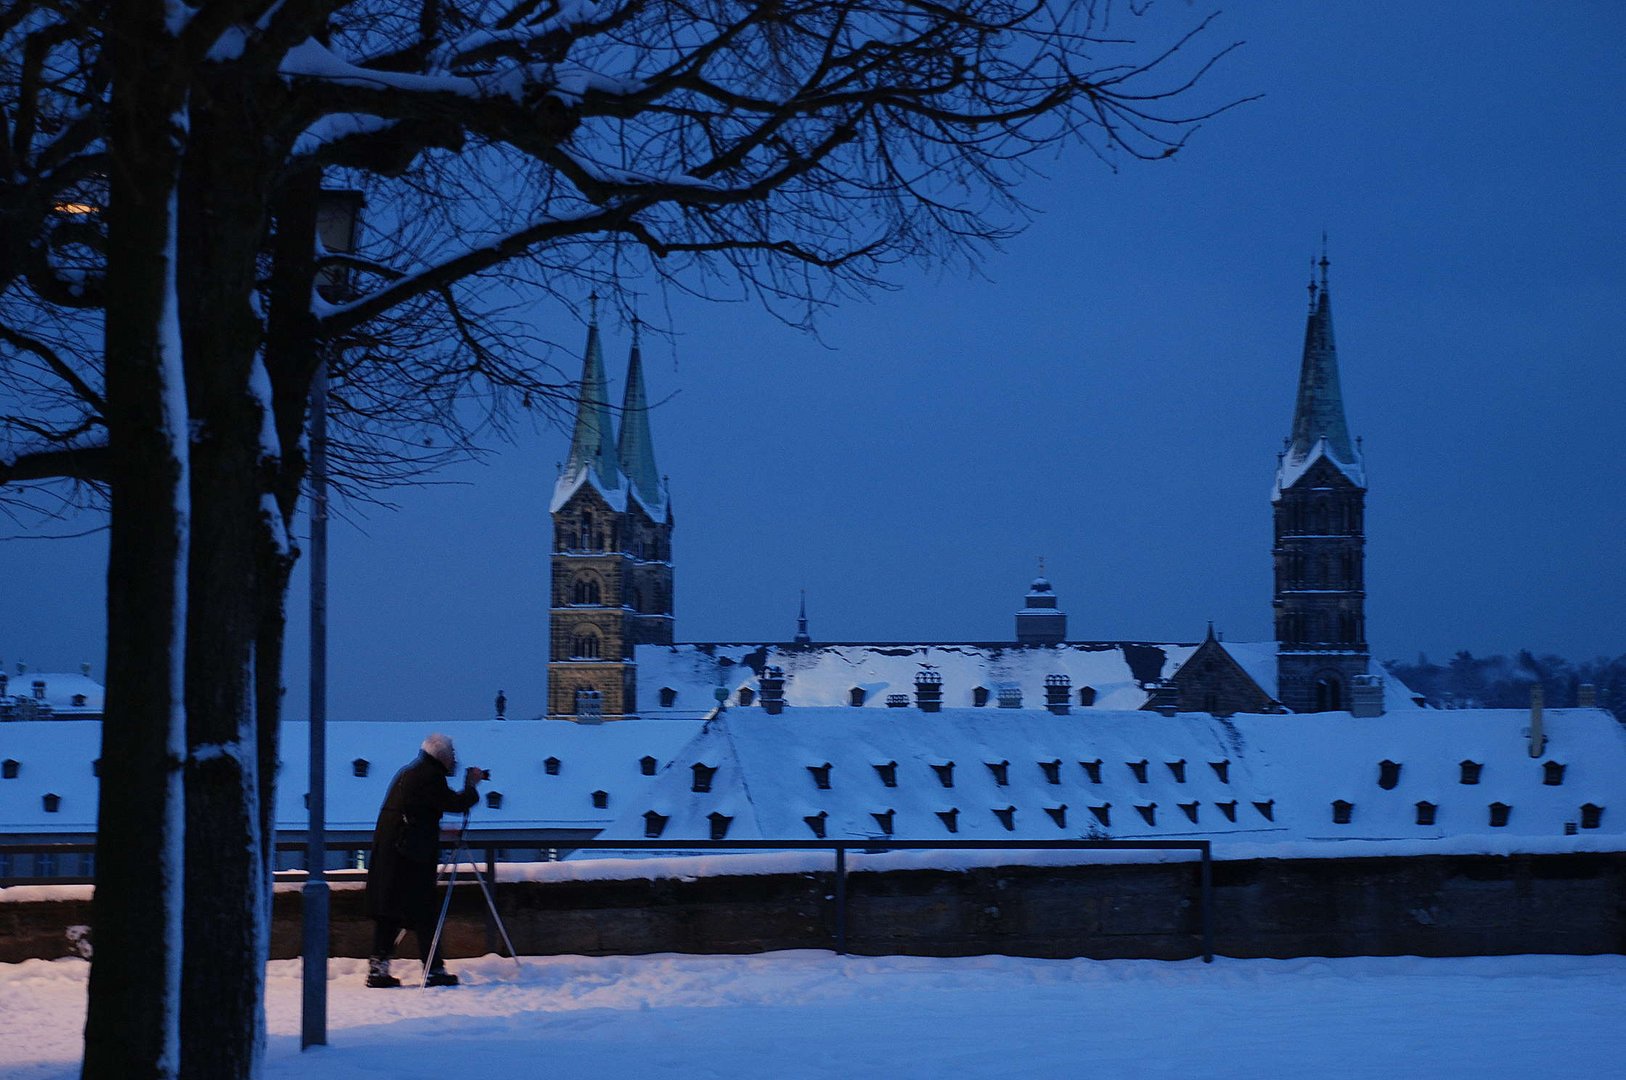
[1386,650,1626,722]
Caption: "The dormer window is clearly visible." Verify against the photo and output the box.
[1209,760,1230,784]
[1078,686,1097,707]
[1331,800,1353,825]
[804,812,828,838]
[1135,804,1157,826]
[32,680,46,700]
[1542,761,1565,786]
[43,792,61,813]
[936,809,959,833]
[1489,802,1511,828]
[1415,801,1437,826]
[1039,760,1061,785]
[544,756,561,776]
[71,694,87,708]
[352,758,369,778]
[992,806,1016,831]
[873,761,898,788]
[1215,800,1237,822]
[1089,804,1111,827]
[986,760,1009,786]
[1127,760,1149,784]
[738,687,755,707]
[1,759,18,779]
[1253,799,1275,822]
[640,755,657,776]
[931,762,955,788]
[708,812,733,840]
[972,686,990,707]
[643,811,669,838]
[1166,759,1186,783]
[1080,759,1103,784]
[1044,805,1067,828]
[1459,760,1483,785]
[1580,803,1604,829]
[486,790,503,810]
[1377,760,1401,790]
[659,687,678,708]
[808,763,833,790]
[1178,801,1199,823]
[691,763,717,793]
[871,809,895,836]
[849,687,866,707]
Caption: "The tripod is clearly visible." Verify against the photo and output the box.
[423,811,523,988]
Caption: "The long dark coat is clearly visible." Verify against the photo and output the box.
[366,750,478,924]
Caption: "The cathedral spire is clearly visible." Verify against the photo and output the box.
[560,301,620,492]
[617,319,663,513]
[794,590,811,645]
[1286,246,1356,468]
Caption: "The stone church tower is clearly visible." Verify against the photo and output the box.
[548,317,674,722]
[1273,252,1369,712]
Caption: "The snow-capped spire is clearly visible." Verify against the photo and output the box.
[1277,245,1364,495]
[553,302,621,510]
[617,320,664,514]
[794,590,811,645]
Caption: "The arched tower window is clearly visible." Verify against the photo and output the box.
[1314,675,1343,712]
[572,577,601,605]
[571,631,601,659]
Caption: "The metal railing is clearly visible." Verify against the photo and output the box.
[0,836,1215,962]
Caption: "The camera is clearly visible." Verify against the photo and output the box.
[479,768,491,781]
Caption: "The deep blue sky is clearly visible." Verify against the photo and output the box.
[5,2,1623,721]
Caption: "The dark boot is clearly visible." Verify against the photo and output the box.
[366,957,400,988]
[424,965,460,987]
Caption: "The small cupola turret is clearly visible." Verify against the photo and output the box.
[1015,559,1067,645]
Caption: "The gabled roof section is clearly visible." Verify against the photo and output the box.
[552,315,622,513]
[616,327,666,519]
[1275,253,1364,499]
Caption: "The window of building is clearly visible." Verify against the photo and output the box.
[1078,686,1097,706]
[873,761,898,788]
[1039,759,1061,785]
[936,809,959,833]
[1459,760,1483,785]
[1209,759,1230,784]
[1089,804,1112,827]
[1415,801,1437,826]
[808,763,833,790]
[572,577,601,605]
[1179,801,1199,824]
[871,809,895,836]
[1166,759,1187,783]
[591,790,609,809]
[71,694,87,708]
[930,762,954,788]
[691,763,717,793]
[640,755,657,776]
[571,632,601,659]
[659,687,677,708]
[1044,805,1067,828]
[1489,802,1511,828]
[992,806,1016,831]
[1,759,18,779]
[804,812,827,838]
[849,687,866,707]
[1135,804,1157,826]
[43,792,61,813]
[1580,803,1604,830]
[1331,800,1353,825]
[986,760,1009,786]
[32,680,45,700]
[486,791,503,810]
[1377,760,1401,790]
[1253,799,1275,822]
[544,756,561,776]
[1080,759,1103,784]
[1543,761,1565,786]
[708,812,733,840]
[1127,759,1149,784]
[643,811,668,838]
[738,687,756,707]
[352,758,369,778]
[972,686,990,707]
[1215,800,1237,822]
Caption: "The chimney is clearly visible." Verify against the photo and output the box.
[1528,684,1545,758]
[760,666,787,715]
[913,667,943,713]
[1349,674,1385,718]
[1044,674,1071,715]
[1579,683,1597,708]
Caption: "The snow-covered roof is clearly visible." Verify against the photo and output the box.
[598,706,1626,850]
[0,672,103,719]
[635,641,1421,718]
[0,718,703,837]
[1273,434,1365,499]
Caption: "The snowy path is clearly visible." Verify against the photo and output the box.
[3,951,1623,1079]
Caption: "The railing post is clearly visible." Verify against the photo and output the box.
[834,844,847,956]
[1200,842,1214,963]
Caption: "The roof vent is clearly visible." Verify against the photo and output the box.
[1039,759,1061,785]
[871,809,895,836]
[643,811,669,838]
[1080,759,1103,784]
[1215,800,1237,822]
[43,792,61,813]
[1044,805,1067,828]
[804,812,827,838]
[1415,801,1437,826]
[1044,674,1071,715]
[808,763,833,790]
[1377,760,1401,790]
[1135,803,1157,826]
[1178,801,1199,823]
[992,806,1016,831]
[997,685,1022,709]
[885,693,910,708]
[914,667,943,713]
[708,812,733,840]
[936,808,959,833]
[691,763,717,793]
[1253,799,1275,822]
[873,761,898,788]
[760,667,786,714]
[1127,760,1149,784]
[1331,799,1353,824]
[931,762,955,788]
[1166,759,1186,783]
[1209,759,1230,784]
[986,760,1009,786]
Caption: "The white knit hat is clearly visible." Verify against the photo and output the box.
[420,733,455,771]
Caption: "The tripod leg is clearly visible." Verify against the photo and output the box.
[456,845,522,969]
[422,859,459,990]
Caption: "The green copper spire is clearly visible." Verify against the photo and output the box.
[1287,249,1356,466]
[563,306,619,489]
[617,322,663,511]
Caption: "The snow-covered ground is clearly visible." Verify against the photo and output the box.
[3,951,1623,1079]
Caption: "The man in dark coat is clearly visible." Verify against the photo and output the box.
[366,732,482,987]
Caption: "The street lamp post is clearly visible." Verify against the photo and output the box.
[303,187,363,1050]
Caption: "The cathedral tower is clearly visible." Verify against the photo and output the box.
[1272,251,1369,712]
[548,314,673,722]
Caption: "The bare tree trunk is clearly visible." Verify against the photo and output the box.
[176,73,278,1080]
[82,3,189,1077]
